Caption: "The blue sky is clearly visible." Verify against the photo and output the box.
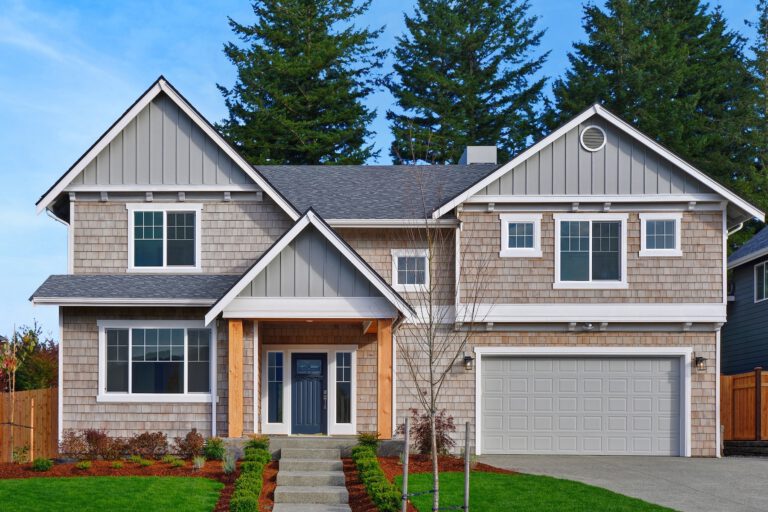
[0,0,758,339]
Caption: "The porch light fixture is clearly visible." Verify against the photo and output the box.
[694,355,707,372]
[463,354,474,371]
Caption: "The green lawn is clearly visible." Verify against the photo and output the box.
[0,476,223,512]
[395,471,676,512]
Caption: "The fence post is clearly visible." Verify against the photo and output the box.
[464,421,470,512]
[29,397,34,461]
[401,417,409,512]
[756,367,763,441]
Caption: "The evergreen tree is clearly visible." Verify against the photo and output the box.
[218,0,385,164]
[387,0,548,165]
[749,0,768,174]
[550,0,760,212]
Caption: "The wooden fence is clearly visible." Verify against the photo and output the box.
[721,368,768,441]
[0,388,58,461]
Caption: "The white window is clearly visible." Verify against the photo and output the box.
[127,203,203,272]
[756,262,768,303]
[639,212,682,257]
[553,213,628,289]
[391,249,429,292]
[98,320,214,403]
[499,214,542,257]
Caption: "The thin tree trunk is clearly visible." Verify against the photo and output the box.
[431,412,439,511]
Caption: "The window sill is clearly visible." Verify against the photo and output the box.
[499,249,542,258]
[553,281,629,290]
[127,267,203,274]
[97,393,212,403]
[639,249,683,257]
[393,284,426,293]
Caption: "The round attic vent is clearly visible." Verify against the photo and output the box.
[580,125,606,152]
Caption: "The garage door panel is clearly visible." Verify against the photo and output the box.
[481,356,681,455]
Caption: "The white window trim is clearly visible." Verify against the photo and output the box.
[126,203,203,273]
[260,344,358,436]
[639,212,683,257]
[553,212,628,290]
[499,213,542,258]
[96,320,215,403]
[755,261,768,303]
[391,248,430,292]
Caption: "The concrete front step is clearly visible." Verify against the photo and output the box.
[277,470,346,486]
[281,447,341,460]
[280,458,343,472]
[272,504,351,512]
[274,485,349,505]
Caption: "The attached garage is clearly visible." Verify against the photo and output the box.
[476,348,691,456]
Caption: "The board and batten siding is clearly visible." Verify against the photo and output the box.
[67,92,253,188]
[722,254,768,374]
[238,226,382,298]
[477,117,713,196]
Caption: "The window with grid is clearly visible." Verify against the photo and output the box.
[106,329,129,392]
[757,262,768,302]
[559,220,621,282]
[132,209,197,268]
[187,329,210,393]
[131,328,185,393]
[646,220,676,250]
[397,256,426,285]
[134,211,163,267]
[336,352,352,424]
[167,212,196,266]
[508,222,534,249]
[267,352,284,423]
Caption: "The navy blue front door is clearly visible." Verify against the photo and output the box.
[291,353,327,434]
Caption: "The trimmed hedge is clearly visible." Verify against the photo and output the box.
[351,445,400,512]
[229,446,271,512]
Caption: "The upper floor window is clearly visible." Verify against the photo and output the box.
[756,262,768,303]
[639,212,682,257]
[499,214,542,257]
[127,204,202,272]
[553,213,628,289]
[391,249,429,292]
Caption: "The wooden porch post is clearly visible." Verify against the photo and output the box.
[228,319,244,438]
[377,318,393,439]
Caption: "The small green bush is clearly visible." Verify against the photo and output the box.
[357,431,380,449]
[203,437,225,461]
[243,446,271,465]
[222,451,236,474]
[31,458,53,472]
[13,445,30,464]
[192,455,206,470]
[161,454,179,464]
[139,458,153,467]
[229,444,267,512]
[75,460,91,470]
[245,435,269,451]
[111,461,123,469]
[229,493,259,512]
[352,443,400,512]
[129,455,143,464]
[170,458,185,468]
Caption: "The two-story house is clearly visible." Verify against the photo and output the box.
[31,77,763,458]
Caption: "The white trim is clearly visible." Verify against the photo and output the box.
[67,201,75,274]
[455,223,461,312]
[553,212,628,289]
[391,248,430,292]
[327,218,459,228]
[260,344,358,436]
[96,320,216,404]
[498,213,542,258]
[223,297,398,320]
[126,203,203,272]
[36,78,300,221]
[33,298,213,306]
[432,104,764,222]
[205,210,414,325]
[57,307,63,444]
[464,194,724,205]
[716,328,721,458]
[472,346,693,457]
[729,246,768,269]
[639,212,683,257]
[65,184,261,193]
[755,261,768,303]
[580,125,607,152]
[457,303,727,323]
[211,319,218,437]
[253,321,259,434]
[722,210,728,305]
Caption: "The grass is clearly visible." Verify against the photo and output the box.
[395,471,676,512]
[0,476,223,512]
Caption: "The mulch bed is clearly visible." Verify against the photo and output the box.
[258,460,278,512]
[343,457,378,512]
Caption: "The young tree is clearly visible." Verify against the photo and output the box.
[387,0,548,164]
[0,331,20,462]
[550,1,760,215]
[218,0,385,164]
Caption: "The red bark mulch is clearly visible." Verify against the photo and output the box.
[258,460,278,512]
[343,457,379,512]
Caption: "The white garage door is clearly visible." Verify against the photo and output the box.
[481,357,681,455]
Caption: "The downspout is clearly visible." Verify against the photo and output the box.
[727,222,744,237]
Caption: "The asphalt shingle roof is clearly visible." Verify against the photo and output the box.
[30,274,240,302]
[729,226,768,266]
[257,164,499,219]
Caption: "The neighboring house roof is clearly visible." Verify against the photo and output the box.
[728,226,768,269]
[205,209,415,325]
[35,76,300,221]
[431,104,764,227]
[30,274,240,306]
[257,164,499,220]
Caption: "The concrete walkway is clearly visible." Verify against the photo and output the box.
[479,455,768,512]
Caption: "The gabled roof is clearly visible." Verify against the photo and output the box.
[36,76,299,221]
[205,209,415,325]
[728,226,768,269]
[257,164,498,220]
[432,104,764,225]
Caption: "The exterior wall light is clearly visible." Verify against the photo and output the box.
[463,354,474,371]
[695,356,707,372]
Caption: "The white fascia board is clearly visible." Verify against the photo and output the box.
[457,303,727,323]
[327,218,459,228]
[32,297,213,306]
[728,247,768,270]
[474,346,693,357]
[222,297,397,320]
[464,194,724,204]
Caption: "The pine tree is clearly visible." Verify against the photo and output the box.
[550,0,760,210]
[749,0,768,174]
[218,0,385,165]
[387,0,548,165]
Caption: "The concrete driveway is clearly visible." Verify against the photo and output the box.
[478,455,768,512]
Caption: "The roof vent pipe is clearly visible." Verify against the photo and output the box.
[459,146,497,165]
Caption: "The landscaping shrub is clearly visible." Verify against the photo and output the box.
[31,458,53,472]
[83,429,108,459]
[75,460,92,470]
[229,446,270,512]
[243,447,271,465]
[357,431,380,449]
[245,434,269,451]
[192,455,206,470]
[129,455,143,464]
[174,428,205,459]
[59,430,88,460]
[139,458,154,467]
[396,408,456,455]
[161,454,179,464]
[127,431,168,459]
[111,461,123,469]
[352,444,400,512]
[12,445,30,464]
[171,458,185,468]
[204,437,225,460]
[222,451,236,475]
